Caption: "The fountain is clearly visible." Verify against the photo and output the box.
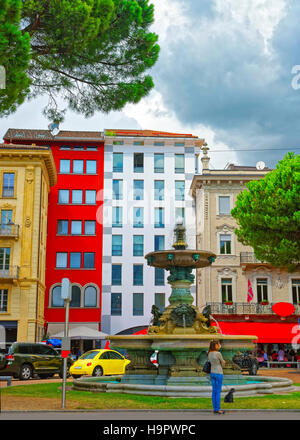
[73,224,295,397]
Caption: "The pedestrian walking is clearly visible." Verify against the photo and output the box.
[208,339,226,414]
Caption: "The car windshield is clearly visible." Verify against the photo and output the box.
[79,351,99,360]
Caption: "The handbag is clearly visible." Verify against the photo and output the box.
[202,359,211,374]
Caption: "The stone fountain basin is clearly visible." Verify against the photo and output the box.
[145,250,216,268]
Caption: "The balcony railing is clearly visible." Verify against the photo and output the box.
[0,265,19,280]
[240,252,264,264]
[206,302,300,315]
[0,224,19,238]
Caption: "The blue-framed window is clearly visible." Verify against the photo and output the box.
[154,153,164,173]
[83,252,95,268]
[154,235,165,251]
[113,180,123,200]
[175,154,185,173]
[73,160,84,174]
[86,160,97,174]
[154,207,164,228]
[155,268,164,285]
[58,190,69,204]
[133,207,144,228]
[155,293,165,312]
[134,153,144,172]
[133,264,143,285]
[70,252,81,268]
[133,293,144,316]
[57,220,69,235]
[112,264,122,285]
[59,159,70,174]
[111,293,122,316]
[112,235,122,256]
[112,207,122,227]
[113,153,123,172]
[175,207,185,224]
[133,180,144,200]
[154,180,164,201]
[175,181,185,201]
[133,235,144,256]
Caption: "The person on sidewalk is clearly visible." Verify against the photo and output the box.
[208,340,226,414]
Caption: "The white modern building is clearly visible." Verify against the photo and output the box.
[101,129,203,335]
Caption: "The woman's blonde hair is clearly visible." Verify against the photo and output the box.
[208,340,220,352]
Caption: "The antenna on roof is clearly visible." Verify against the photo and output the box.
[48,122,59,136]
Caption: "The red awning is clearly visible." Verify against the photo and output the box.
[215,321,300,344]
[133,322,300,343]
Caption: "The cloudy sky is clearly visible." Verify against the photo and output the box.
[1,0,300,169]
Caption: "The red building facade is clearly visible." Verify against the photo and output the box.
[3,130,105,347]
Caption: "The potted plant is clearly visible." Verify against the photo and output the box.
[260,300,269,305]
[224,301,233,306]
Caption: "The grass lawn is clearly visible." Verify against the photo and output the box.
[2,382,300,410]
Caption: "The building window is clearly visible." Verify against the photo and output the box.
[73,146,84,151]
[133,235,144,256]
[60,145,71,150]
[219,196,231,215]
[71,220,82,235]
[175,207,185,224]
[220,234,231,254]
[221,278,232,303]
[112,207,122,227]
[83,252,95,268]
[155,268,164,286]
[72,190,83,204]
[59,160,70,174]
[0,247,10,270]
[174,142,185,146]
[133,293,144,316]
[154,180,164,201]
[84,220,96,235]
[0,289,8,312]
[70,252,81,268]
[73,160,84,174]
[133,264,143,285]
[155,292,165,313]
[58,189,69,204]
[112,235,122,256]
[113,180,123,200]
[175,154,184,173]
[133,207,144,228]
[57,220,69,235]
[70,285,81,308]
[112,264,122,285]
[84,285,97,307]
[85,190,96,204]
[257,278,268,303]
[292,279,300,304]
[134,153,144,173]
[56,252,67,268]
[113,153,123,172]
[154,207,164,228]
[154,153,164,173]
[1,209,12,225]
[111,293,122,316]
[154,235,165,251]
[133,180,144,200]
[175,181,185,201]
[86,146,98,151]
[86,160,97,174]
[2,173,15,197]
[134,141,144,146]
[51,285,64,307]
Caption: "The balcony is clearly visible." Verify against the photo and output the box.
[0,224,19,239]
[0,265,20,281]
[240,252,272,270]
[206,301,300,316]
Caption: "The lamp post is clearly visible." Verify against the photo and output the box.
[61,278,71,409]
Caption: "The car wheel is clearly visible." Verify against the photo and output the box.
[19,364,33,380]
[38,374,50,379]
[72,375,82,379]
[92,366,103,377]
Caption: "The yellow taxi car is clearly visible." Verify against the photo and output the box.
[69,349,130,378]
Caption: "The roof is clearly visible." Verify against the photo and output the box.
[104,129,199,138]
[3,128,103,142]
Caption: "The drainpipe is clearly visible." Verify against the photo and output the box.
[35,169,43,341]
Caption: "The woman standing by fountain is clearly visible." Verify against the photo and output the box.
[208,340,226,414]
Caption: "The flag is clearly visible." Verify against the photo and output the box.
[247,279,254,303]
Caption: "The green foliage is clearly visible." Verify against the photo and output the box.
[0,0,31,114]
[231,153,300,271]
[0,0,159,120]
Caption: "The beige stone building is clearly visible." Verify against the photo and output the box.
[190,146,300,347]
[0,143,57,346]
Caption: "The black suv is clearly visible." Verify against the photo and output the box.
[0,342,74,380]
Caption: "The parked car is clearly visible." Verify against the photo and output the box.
[70,349,131,378]
[0,342,74,380]
[232,351,259,375]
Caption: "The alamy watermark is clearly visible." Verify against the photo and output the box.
[0,66,5,90]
